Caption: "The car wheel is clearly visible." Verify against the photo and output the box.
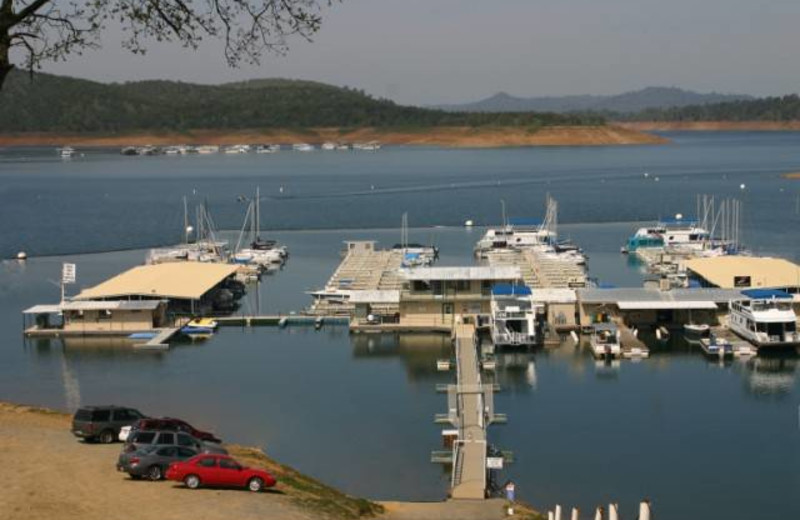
[147,465,163,481]
[99,430,115,444]
[248,477,264,492]
[184,474,201,489]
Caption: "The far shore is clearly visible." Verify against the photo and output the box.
[0,125,666,148]
[616,120,800,132]
[783,172,800,179]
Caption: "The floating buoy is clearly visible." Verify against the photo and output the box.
[654,176,660,182]
[643,172,650,178]
[279,186,284,194]
[740,183,746,190]
[465,219,474,227]
[675,213,683,220]
[16,251,27,260]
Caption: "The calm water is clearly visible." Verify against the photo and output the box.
[0,134,798,519]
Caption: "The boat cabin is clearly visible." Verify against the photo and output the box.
[490,284,543,347]
[729,289,799,347]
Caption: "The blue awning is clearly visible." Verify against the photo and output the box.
[741,289,792,299]
[492,284,532,296]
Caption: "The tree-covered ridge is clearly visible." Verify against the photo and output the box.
[618,95,800,121]
[0,71,604,133]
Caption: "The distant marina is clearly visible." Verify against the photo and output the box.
[113,141,382,157]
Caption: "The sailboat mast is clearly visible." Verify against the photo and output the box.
[255,186,261,241]
[183,196,189,244]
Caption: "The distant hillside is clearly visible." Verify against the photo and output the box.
[618,94,800,122]
[436,87,752,114]
[0,71,602,133]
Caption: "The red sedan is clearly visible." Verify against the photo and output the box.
[166,454,277,492]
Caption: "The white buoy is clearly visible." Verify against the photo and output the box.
[571,508,580,520]
[594,506,604,520]
[608,503,619,520]
[643,172,649,178]
[654,176,660,182]
[740,183,746,190]
[16,251,27,260]
[639,500,652,520]
[279,186,284,194]
[555,504,562,520]
[465,219,474,227]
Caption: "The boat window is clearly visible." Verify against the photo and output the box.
[456,280,470,292]
[756,323,767,333]
[787,322,797,332]
[777,302,792,311]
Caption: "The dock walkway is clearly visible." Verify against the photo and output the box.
[134,327,179,350]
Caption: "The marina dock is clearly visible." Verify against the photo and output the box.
[438,323,506,499]
[134,327,180,350]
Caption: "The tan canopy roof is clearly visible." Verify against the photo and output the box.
[75,262,238,301]
[683,256,800,289]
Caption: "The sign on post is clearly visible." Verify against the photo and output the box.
[62,263,76,284]
[487,457,504,470]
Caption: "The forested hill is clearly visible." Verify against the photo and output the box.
[618,95,800,122]
[0,71,603,133]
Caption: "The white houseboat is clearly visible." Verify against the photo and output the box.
[489,284,541,347]
[729,289,800,348]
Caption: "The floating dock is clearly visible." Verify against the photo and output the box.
[133,327,180,350]
[435,323,507,500]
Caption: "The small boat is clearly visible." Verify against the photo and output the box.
[181,318,219,335]
[292,143,314,152]
[684,323,711,336]
[699,334,733,358]
[121,146,138,156]
[321,142,337,151]
[590,323,622,359]
[59,146,76,158]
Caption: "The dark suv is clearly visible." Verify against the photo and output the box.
[124,429,227,455]
[72,406,145,443]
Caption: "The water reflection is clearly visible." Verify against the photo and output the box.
[350,333,451,381]
[742,356,798,397]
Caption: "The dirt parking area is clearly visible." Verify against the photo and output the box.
[0,403,349,520]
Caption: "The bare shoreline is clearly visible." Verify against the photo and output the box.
[0,125,666,148]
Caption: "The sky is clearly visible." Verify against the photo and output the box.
[32,0,800,105]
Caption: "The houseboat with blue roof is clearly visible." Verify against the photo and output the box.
[729,289,800,348]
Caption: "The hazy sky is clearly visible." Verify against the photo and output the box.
[36,0,800,105]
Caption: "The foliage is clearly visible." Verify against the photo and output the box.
[615,95,800,122]
[0,1,332,89]
[0,70,605,132]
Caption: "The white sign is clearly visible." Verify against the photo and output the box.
[486,457,504,470]
[62,263,76,284]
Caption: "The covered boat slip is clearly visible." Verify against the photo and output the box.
[23,262,241,338]
[23,300,168,337]
[577,287,747,328]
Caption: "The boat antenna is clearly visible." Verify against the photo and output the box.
[500,199,507,228]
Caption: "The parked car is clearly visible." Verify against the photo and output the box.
[124,429,227,455]
[71,406,145,444]
[117,445,198,481]
[119,417,221,443]
[166,454,277,492]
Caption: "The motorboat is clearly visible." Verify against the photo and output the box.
[59,146,76,158]
[292,143,314,152]
[590,323,622,359]
[181,318,218,336]
[729,289,800,348]
[684,323,711,336]
[699,334,733,358]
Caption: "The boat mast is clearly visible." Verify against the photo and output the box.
[255,186,261,242]
[183,196,190,244]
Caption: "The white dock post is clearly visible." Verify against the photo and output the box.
[571,508,579,520]
[594,506,604,520]
[555,504,562,520]
[608,503,619,520]
[639,500,651,520]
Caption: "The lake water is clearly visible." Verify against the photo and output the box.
[0,134,798,519]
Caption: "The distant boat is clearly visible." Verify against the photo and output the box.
[590,323,622,359]
[120,146,137,156]
[224,144,251,154]
[292,143,314,152]
[321,142,337,151]
[196,145,220,154]
[59,146,76,158]
[684,323,710,336]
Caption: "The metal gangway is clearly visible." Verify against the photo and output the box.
[437,323,506,499]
